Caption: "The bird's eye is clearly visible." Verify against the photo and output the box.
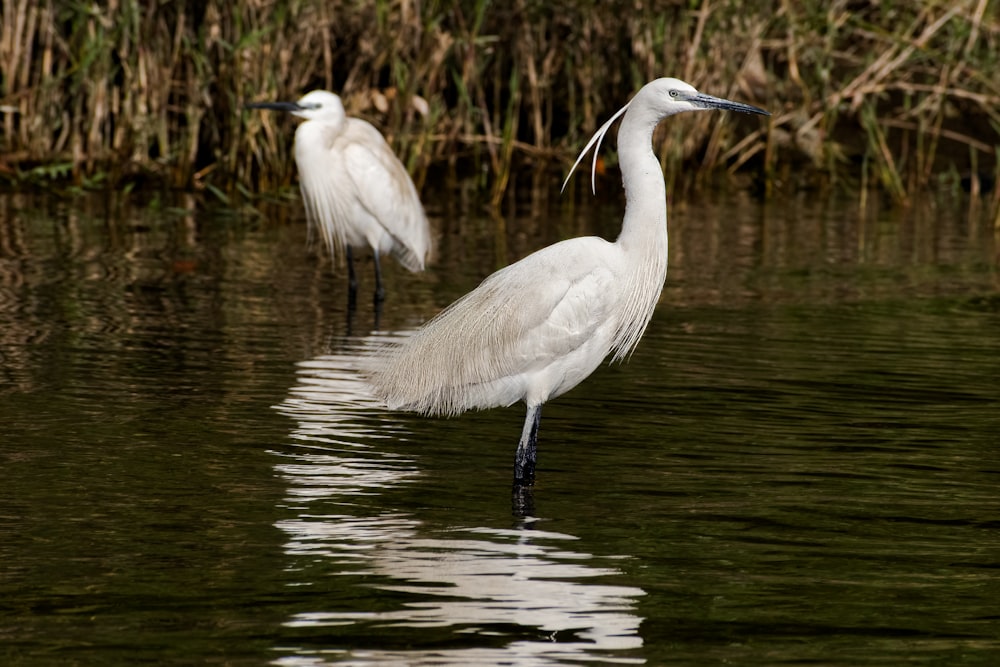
[668,90,680,98]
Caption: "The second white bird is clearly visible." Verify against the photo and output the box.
[248,90,431,304]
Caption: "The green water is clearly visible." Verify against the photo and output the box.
[1,190,998,665]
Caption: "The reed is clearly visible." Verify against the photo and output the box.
[0,0,998,209]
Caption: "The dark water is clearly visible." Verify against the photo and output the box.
[1,189,999,665]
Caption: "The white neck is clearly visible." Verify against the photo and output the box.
[608,97,670,361]
[616,102,668,250]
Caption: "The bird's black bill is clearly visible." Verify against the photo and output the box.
[244,101,300,112]
[688,92,770,116]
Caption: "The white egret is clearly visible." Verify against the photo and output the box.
[247,90,431,305]
[369,78,769,488]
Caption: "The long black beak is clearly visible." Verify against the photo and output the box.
[687,92,770,116]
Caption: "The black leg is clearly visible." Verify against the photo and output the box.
[373,252,386,304]
[513,404,542,487]
[346,246,358,310]
[511,483,535,517]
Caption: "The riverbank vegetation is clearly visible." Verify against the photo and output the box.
[1,0,998,210]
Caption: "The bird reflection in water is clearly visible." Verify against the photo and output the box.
[272,342,645,665]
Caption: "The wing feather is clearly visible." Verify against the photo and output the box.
[340,120,430,270]
[369,237,621,415]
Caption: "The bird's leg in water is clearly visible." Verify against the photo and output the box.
[511,483,535,517]
[346,246,358,309]
[372,252,386,304]
[514,404,542,487]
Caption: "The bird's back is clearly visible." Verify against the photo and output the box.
[295,118,430,271]
[340,119,430,270]
[369,236,625,415]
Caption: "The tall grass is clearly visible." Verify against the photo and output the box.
[1,0,998,207]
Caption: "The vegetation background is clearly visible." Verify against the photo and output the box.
[1,0,998,211]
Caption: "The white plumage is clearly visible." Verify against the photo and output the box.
[248,90,430,304]
[369,77,769,488]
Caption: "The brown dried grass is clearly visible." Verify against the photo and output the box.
[0,0,997,206]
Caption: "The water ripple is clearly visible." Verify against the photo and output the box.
[271,344,646,665]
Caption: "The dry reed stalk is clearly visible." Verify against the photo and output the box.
[832,4,956,112]
[0,0,996,207]
[861,103,907,205]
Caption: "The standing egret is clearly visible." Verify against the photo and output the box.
[247,90,431,305]
[369,78,768,488]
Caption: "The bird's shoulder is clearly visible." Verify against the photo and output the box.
[338,117,390,149]
[489,236,621,289]
[336,120,418,197]
[474,236,622,329]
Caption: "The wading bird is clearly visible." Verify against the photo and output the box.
[247,90,430,306]
[369,78,768,489]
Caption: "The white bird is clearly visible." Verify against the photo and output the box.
[247,90,431,305]
[369,78,768,488]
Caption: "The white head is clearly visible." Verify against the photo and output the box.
[562,77,769,193]
[246,89,346,125]
[637,77,768,117]
[290,90,346,123]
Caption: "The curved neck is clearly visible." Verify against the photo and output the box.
[607,97,671,361]
[615,104,668,251]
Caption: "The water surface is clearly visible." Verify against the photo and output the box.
[1,189,998,665]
